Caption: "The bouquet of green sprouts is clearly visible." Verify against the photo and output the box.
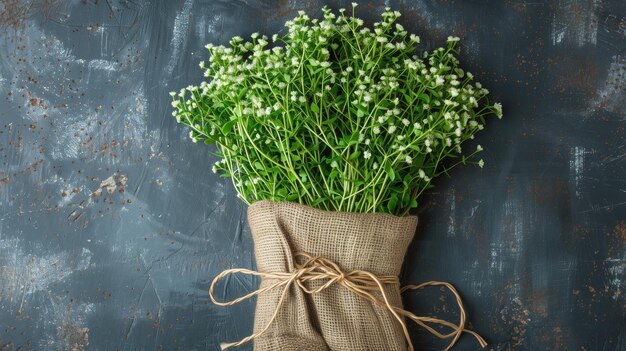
[173,5,500,350]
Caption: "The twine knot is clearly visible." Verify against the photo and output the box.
[209,252,487,351]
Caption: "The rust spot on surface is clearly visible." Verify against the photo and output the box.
[0,0,30,31]
[57,325,89,351]
[613,220,626,244]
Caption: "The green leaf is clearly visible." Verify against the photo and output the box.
[310,102,319,113]
[254,161,264,170]
[384,161,395,181]
[237,88,248,99]
[349,150,360,160]
[221,120,236,135]
[387,195,398,213]
[357,108,365,118]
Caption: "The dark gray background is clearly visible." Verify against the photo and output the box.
[0,0,624,350]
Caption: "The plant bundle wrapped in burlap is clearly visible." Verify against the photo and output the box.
[174,6,501,350]
[210,201,487,350]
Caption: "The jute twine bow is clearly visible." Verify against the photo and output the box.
[209,252,487,351]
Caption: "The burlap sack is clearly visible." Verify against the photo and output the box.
[248,200,418,351]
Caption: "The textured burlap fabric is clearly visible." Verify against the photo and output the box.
[248,200,418,351]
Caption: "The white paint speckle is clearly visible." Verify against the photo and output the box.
[570,146,585,198]
[86,59,117,71]
[606,257,625,301]
[594,55,625,114]
[551,0,601,47]
[166,0,195,76]
[446,187,456,238]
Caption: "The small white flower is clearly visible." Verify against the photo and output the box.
[265,107,272,115]
[373,126,380,134]
[401,118,410,126]
[189,131,198,143]
[251,32,259,39]
[447,36,460,42]
[476,145,483,152]
[414,122,421,129]
[410,34,420,43]
[449,87,459,97]
[373,162,379,170]
[478,159,485,168]
[405,155,413,164]
[388,125,396,133]
[493,103,503,118]
[331,160,338,168]
[364,151,371,159]
[365,138,370,145]
[418,169,426,179]
[352,2,358,7]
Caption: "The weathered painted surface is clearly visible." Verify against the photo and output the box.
[0,1,624,350]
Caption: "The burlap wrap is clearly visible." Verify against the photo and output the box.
[248,200,418,351]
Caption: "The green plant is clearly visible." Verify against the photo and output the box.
[171,4,502,216]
